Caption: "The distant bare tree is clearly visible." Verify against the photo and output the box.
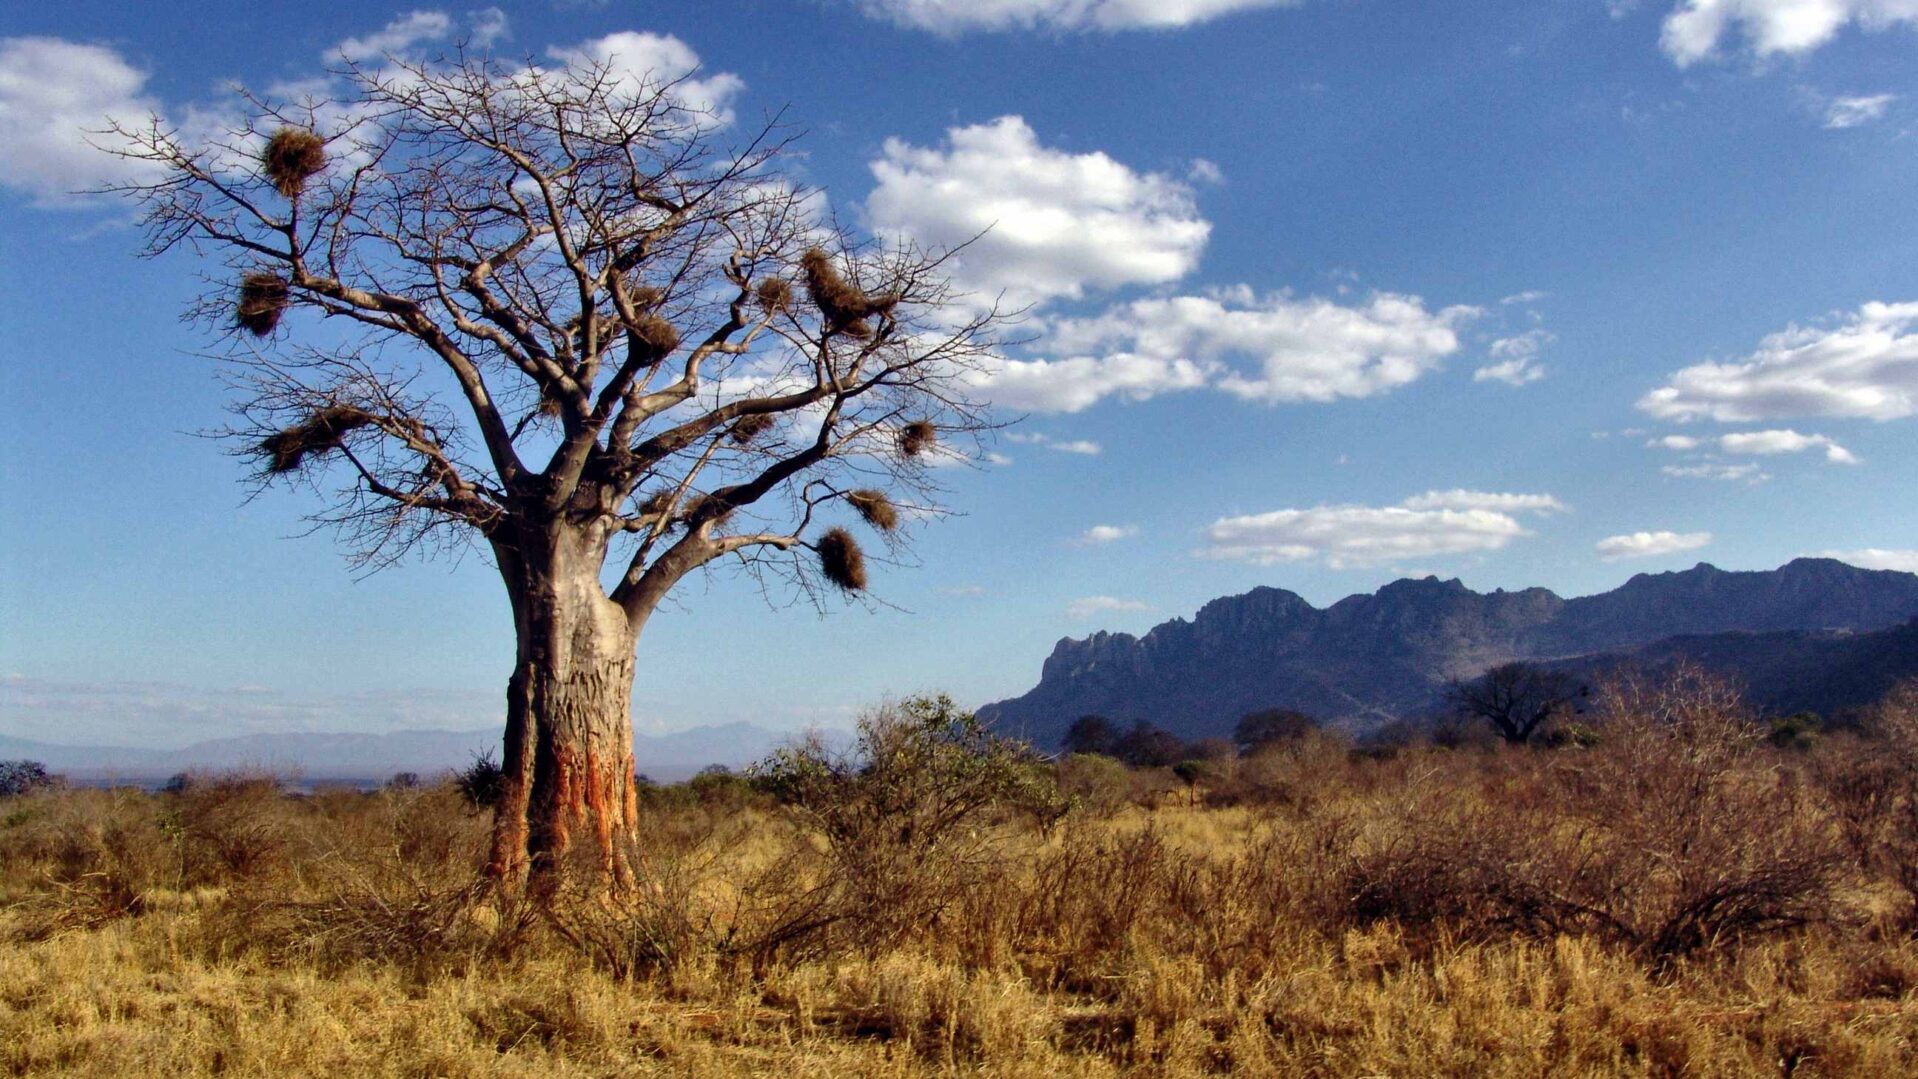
[1061,714,1119,757]
[107,51,1006,894]
[1233,708,1316,755]
[1447,662,1582,746]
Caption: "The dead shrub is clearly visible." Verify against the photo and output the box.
[1815,680,1918,922]
[751,694,1065,958]
[545,836,739,981]
[167,772,297,884]
[2,788,173,938]
[213,876,504,975]
[1012,827,1192,992]
[1057,753,1133,817]
[1557,667,1848,962]
[1341,666,1848,967]
[1215,731,1355,812]
[205,785,504,974]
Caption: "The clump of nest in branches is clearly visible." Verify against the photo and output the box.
[625,284,664,309]
[800,249,898,339]
[683,493,733,528]
[235,272,290,337]
[755,277,793,314]
[258,405,374,474]
[637,489,675,518]
[846,489,900,533]
[898,420,937,459]
[631,315,680,360]
[816,527,868,593]
[729,413,775,446]
[262,128,326,199]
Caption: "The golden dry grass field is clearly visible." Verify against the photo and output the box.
[6,678,1918,1077]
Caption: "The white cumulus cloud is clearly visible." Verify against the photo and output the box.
[0,37,164,204]
[1718,428,1858,462]
[0,21,740,206]
[1035,288,1476,408]
[1661,0,1918,65]
[851,0,1302,33]
[867,116,1210,310]
[972,351,1213,413]
[1596,530,1713,561]
[1640,301,1918,422]
[1197,490,1561,569]
[1649,434,1705,450]
[544,31,745,124]
[1075,524,1139,546]
[336,10,454,61]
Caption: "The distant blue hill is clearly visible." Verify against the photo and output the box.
[0,721,802,786]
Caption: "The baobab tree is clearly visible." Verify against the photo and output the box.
[108,52,1004,892]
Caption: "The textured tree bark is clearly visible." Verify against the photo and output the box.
[487,522,640,893]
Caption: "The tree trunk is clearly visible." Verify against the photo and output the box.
[487,522,640,893]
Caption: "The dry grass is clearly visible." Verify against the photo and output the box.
[6,679,1918,1076]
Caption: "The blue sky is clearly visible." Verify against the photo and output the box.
[3,0,1918,746]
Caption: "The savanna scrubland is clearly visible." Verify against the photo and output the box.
[7,670,1918,1077]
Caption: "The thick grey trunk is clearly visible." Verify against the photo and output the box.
[487,522,639,891]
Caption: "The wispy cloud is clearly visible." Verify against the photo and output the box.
[1475,329,1554,386]
[1814,548,1918,573]
[1066,595,1150,619]
[849,0,1302,33]
[1824,93,1896,129]
[1661,462,1769,483]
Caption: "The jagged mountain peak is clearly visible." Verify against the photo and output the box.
[983,560,1918,747]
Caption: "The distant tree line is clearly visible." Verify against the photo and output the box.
[1061,707,1322,768]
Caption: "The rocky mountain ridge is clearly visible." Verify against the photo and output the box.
[980,559,1918,745]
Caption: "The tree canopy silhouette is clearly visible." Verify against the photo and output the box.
[1447,662,1583,746]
